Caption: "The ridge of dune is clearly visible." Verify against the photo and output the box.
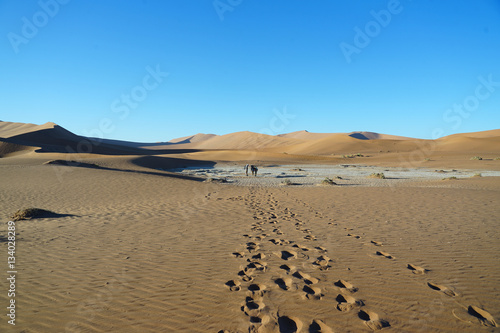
[0,121,55,138]
[277,133,434,155]
[277,130,335,141]
[1,121,499,158]
[169,133,217,144]
[347,131,414,140]
[438,129,500,140]
[435,135,500,152]
[191,131,306,150]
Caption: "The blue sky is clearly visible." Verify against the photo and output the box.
[1,0,499,142]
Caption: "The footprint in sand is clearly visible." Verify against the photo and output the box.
[273,228,284,235]
[292,271,319,285]
[407,263,429,274]
[278,263,294,271]
[247,242,260,253]
[334,279,358,292]
[358,310,390,330]
[276,250,297,260]
[304,235,317,241]
[246,261,267,272]
[269,238,282,245]
[347,233,361,239]
[232,251,245,258]
[376,251,395,259]
[468,305,497,327]
[371,240,383,246]
[242,296,266,317]
[278,315,303,333]
[248,283,267,297]
[336,294,364,312]
[225,280,241,291]
[309,319,334,333]
[275,277,293,291]
[427,282,457,297]
[238,269,254,282]
[292,244,310,252]
[313,255,332,270]
[270,238,292,245]
[251,253,266,260]
[303,285,324,300]
[314,246,327,253]
[249,314,271,326]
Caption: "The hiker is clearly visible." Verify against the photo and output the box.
[244,164,249,176]
[251,165,258,176]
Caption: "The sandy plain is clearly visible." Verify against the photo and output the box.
[1,121,499,332]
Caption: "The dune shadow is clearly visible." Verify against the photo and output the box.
[45,156,215,182]
[5,128,203,156]
[348,133,370,140]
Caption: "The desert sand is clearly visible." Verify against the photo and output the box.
[1,121,499,332]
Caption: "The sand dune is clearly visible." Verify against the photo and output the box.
[169,133,217,144]
[0,121,499,332]
[2,121,499,162]
[0,120,54,138]
[190,131,306,150]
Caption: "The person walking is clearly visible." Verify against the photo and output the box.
[251,165,258,176]
[244,164,249,176]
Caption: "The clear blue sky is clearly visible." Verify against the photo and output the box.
[1,0,499,142]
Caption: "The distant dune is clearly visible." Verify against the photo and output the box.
[1,121,499,166]
[169,133,217,144]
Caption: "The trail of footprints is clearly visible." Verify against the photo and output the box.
[221,191,388,332]
[342,225,497,329]
[221,191,497,331]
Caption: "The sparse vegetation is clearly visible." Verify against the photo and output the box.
[442,176,458,181]
[369,173,386,179]
[321,177,336,185]
[281,179,293,186]
[495,157,500,160]
[342,153,364,158]
[435,170,446,173]
[10,208,56,221]
[470,156,483,160]
[334,176,343,180]
[424,158,431,161]
[472,173,482,177]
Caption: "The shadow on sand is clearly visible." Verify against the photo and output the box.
[45,156,216,182]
